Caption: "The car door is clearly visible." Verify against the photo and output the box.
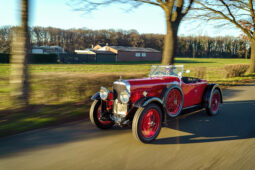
[192,82,208,104]
[181,82,197,107]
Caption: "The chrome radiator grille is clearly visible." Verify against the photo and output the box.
[113,81,129,116]
[113,99,128,117]
[113,82,127,101]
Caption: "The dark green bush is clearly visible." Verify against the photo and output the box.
[29,54,58,64]
[0,53,10,63]
[0,53,58,64]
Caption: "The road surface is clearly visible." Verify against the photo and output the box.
[1,83,255,170]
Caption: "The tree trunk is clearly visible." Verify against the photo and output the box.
[249,40,255,73]
[161,15,179,65]
[10,0,30,107]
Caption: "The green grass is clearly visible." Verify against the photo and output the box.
[0,58,254,137]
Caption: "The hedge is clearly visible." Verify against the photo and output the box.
[0,53,58,64]
[0,53,10,63]
[29,54,58,64]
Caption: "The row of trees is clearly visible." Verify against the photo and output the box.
[0,26,250,58]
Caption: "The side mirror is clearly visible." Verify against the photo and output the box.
[186,70,190,73]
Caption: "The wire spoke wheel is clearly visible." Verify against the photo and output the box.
[211,92,220,112]
[140,109,160,138]
[206,88,221,116]
[132,104,162,143]
[96,104,112,125]
[90,100,114,129]
[165,88,183,117]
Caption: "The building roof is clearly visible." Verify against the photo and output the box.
[109,46,160,52]
[92,50,116,55]
[75,50,96,55]
[32,46,63,50]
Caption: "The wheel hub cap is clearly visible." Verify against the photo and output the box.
[149,121,155,127]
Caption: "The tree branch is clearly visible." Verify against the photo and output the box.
[134,0,161,7]
[182,0,194,15]
[196,0,253,40]
[219,0,236,21]
[249,0,255,23]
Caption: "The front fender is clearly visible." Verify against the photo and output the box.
[91,92,100,100]
[133,97,163,108]
[202,84,223,108]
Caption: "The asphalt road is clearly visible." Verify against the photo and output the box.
[1,83,255,170]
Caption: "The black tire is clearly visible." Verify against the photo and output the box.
[132,103,162,143]
[90,100,114,129]
[206,89,221,116]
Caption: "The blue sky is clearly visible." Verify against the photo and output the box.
[0,0,241,36]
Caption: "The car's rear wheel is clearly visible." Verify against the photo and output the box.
[206,89,221,116]
[132,104,162,143]
[165,88,183,117]
[90,100,114,129]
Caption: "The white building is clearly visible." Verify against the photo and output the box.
[31,46,65,54]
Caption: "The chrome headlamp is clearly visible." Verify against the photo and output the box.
[120,90,130,104]
[100,86,109,100]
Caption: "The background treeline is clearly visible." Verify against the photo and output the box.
[0,26,250,58]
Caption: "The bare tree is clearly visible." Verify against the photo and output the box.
[69,0,194,65]
[0,26,12,53]
[194,0,255,73]
[10,0,30,107]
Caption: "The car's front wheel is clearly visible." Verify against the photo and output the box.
[132,104,162,143]
[206,89,221,116]
[90,100,114,129]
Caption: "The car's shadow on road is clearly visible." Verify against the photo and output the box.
[0,121,131,158]
[153,100,255,145]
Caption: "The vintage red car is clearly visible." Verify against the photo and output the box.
[90,65,223,143]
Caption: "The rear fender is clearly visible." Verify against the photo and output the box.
[202,84,223,108]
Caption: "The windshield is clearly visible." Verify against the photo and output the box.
[149,65,184,77]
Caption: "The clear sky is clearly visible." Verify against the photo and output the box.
[0,0,241,37]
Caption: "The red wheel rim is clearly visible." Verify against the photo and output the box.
[166,89,182,115]
[140,108,160,138]
[97,104,112,125]
[211,91,220,112]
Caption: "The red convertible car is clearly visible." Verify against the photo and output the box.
[90,65,223,143]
